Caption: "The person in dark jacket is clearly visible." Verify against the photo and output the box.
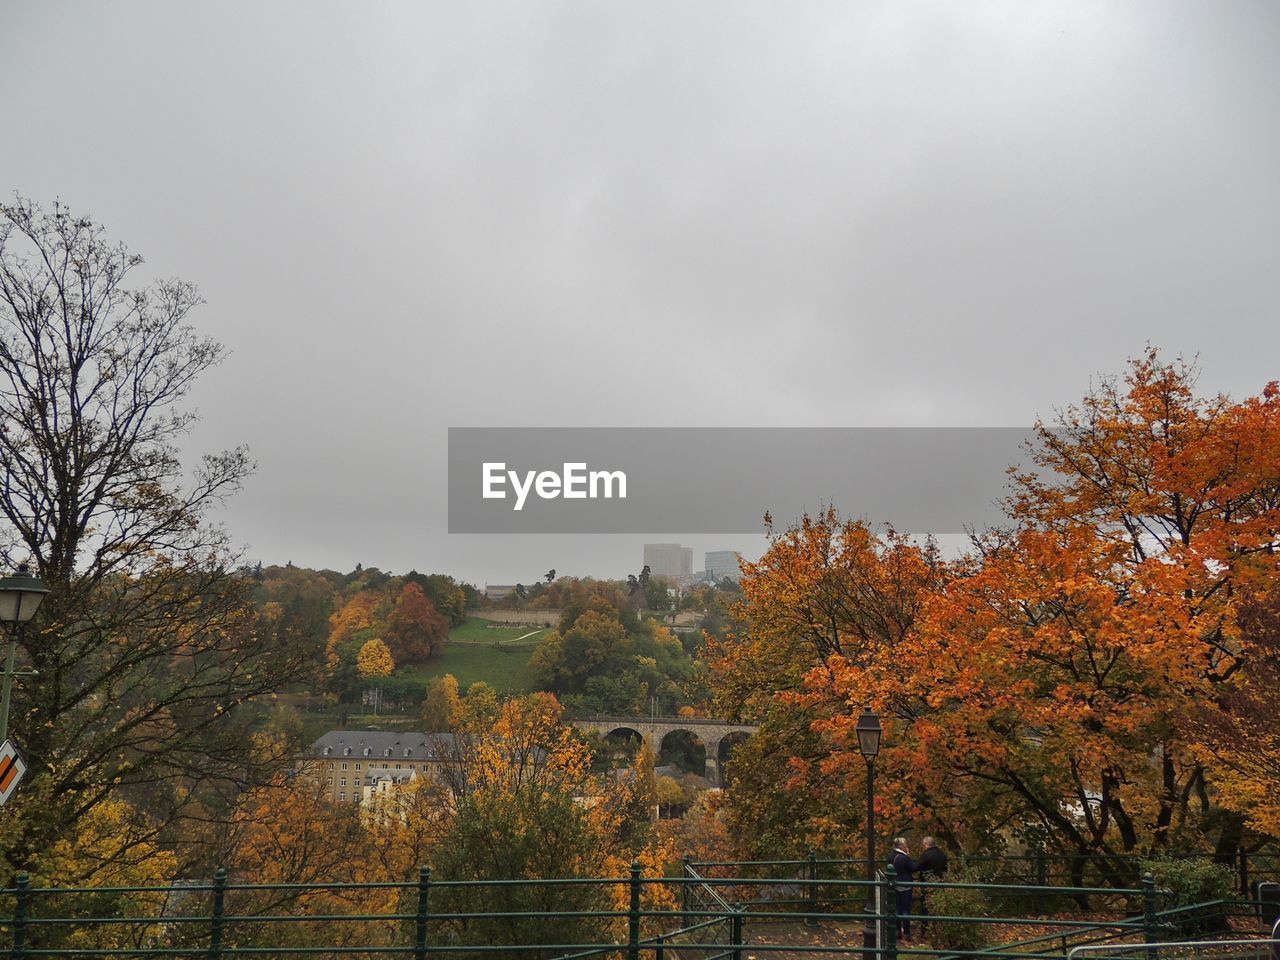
[915,837,948,934]
[890,837,916,940]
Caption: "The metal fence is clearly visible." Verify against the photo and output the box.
[1,862,1276,960]
[949,854,1280,899]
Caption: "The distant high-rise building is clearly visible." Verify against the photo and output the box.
[705,550,743,582]
[643,543,693,578]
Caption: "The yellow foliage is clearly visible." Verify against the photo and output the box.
[356,637,395,679]
[26,798,179,952]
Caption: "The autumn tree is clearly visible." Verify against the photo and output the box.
[906,352,1280,860]
[356,637,395,679]
[222,776,393,951]
[421,674,463,732]
[386,581,449,663]
[530,605,696,714]
[323,583,448,701]
[656,775,686,818]
[0,198,310,876]
[407,693,672,956]
[530,608,626,692]
[253,565,341,668]
[324,590,387,702]
[717,352,1280,871]
[1187,580,1280,841]
[708,510,949,857]
[404,571,470,628]
[327,590,384,653]
[0,796,180,953]
[657,789,736,865]
[621,741,659,843]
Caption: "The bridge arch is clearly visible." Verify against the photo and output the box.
[658,728,708,779]
[603,725,646,744]
[569,715,759,786]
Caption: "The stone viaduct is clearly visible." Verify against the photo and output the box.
[571,715,759,785]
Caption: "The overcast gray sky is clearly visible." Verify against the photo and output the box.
[3,1,1278,585]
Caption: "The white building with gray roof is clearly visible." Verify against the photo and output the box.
[304,730,456,806]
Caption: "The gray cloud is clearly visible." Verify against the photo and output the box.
[3,1,1277,583]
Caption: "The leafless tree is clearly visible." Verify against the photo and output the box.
[0,197,310,876]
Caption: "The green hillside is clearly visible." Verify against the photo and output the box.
[396,617,548,692]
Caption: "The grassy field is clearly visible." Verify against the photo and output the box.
[396,617,548,692]
[447,617,548,646]
[294,619,550,738]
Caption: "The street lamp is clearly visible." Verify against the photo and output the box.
[856,706,882,959]
[0,563,49,744]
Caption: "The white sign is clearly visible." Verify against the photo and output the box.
[0,739,27,806]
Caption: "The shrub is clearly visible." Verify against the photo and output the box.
[1140,856,1236,935]
[924,865,995,950]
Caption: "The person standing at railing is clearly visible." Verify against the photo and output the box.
[891,837,917,941]
[916,837,948,935]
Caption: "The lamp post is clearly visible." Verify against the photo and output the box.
[0,563,49,744]
[856,706,882,959]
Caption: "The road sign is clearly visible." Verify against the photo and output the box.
[0,739,27,806]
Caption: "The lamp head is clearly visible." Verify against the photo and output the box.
[855,706,882,758]
[0,562,49,623]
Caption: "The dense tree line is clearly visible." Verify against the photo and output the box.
[528,593,707,715]
[712,352,1280,875]
[250,564,474,703]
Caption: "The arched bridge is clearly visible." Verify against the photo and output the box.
[571,715,758,786]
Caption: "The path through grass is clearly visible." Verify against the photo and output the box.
[396,617,548,692]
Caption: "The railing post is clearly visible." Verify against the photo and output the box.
[731,908,744,960]
[208,867,227,960]
[681,857,690,918]
[806,851,819,927]
[414,865,430,959]
[883,864,898,960]
[1142,870,1159,960]
[628,859,642,960]
[1035,845,1047,914]
[11,871,30,960]
[655,932,665,960]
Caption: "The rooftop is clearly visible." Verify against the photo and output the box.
[307,730,456,760]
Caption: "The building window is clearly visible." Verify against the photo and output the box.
[341,763,348,770]
[339,793,345,801]
[355,763,361,771]
[340,778,347,786]
[327,777,333,785]
[395,763,401,769]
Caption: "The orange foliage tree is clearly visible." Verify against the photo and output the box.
[707,510,949,857]
[224,776,395,950]
[1188,585,1280,840]
[386,582,449,663]
[326,590,384,663]
[715,352,1280,866]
